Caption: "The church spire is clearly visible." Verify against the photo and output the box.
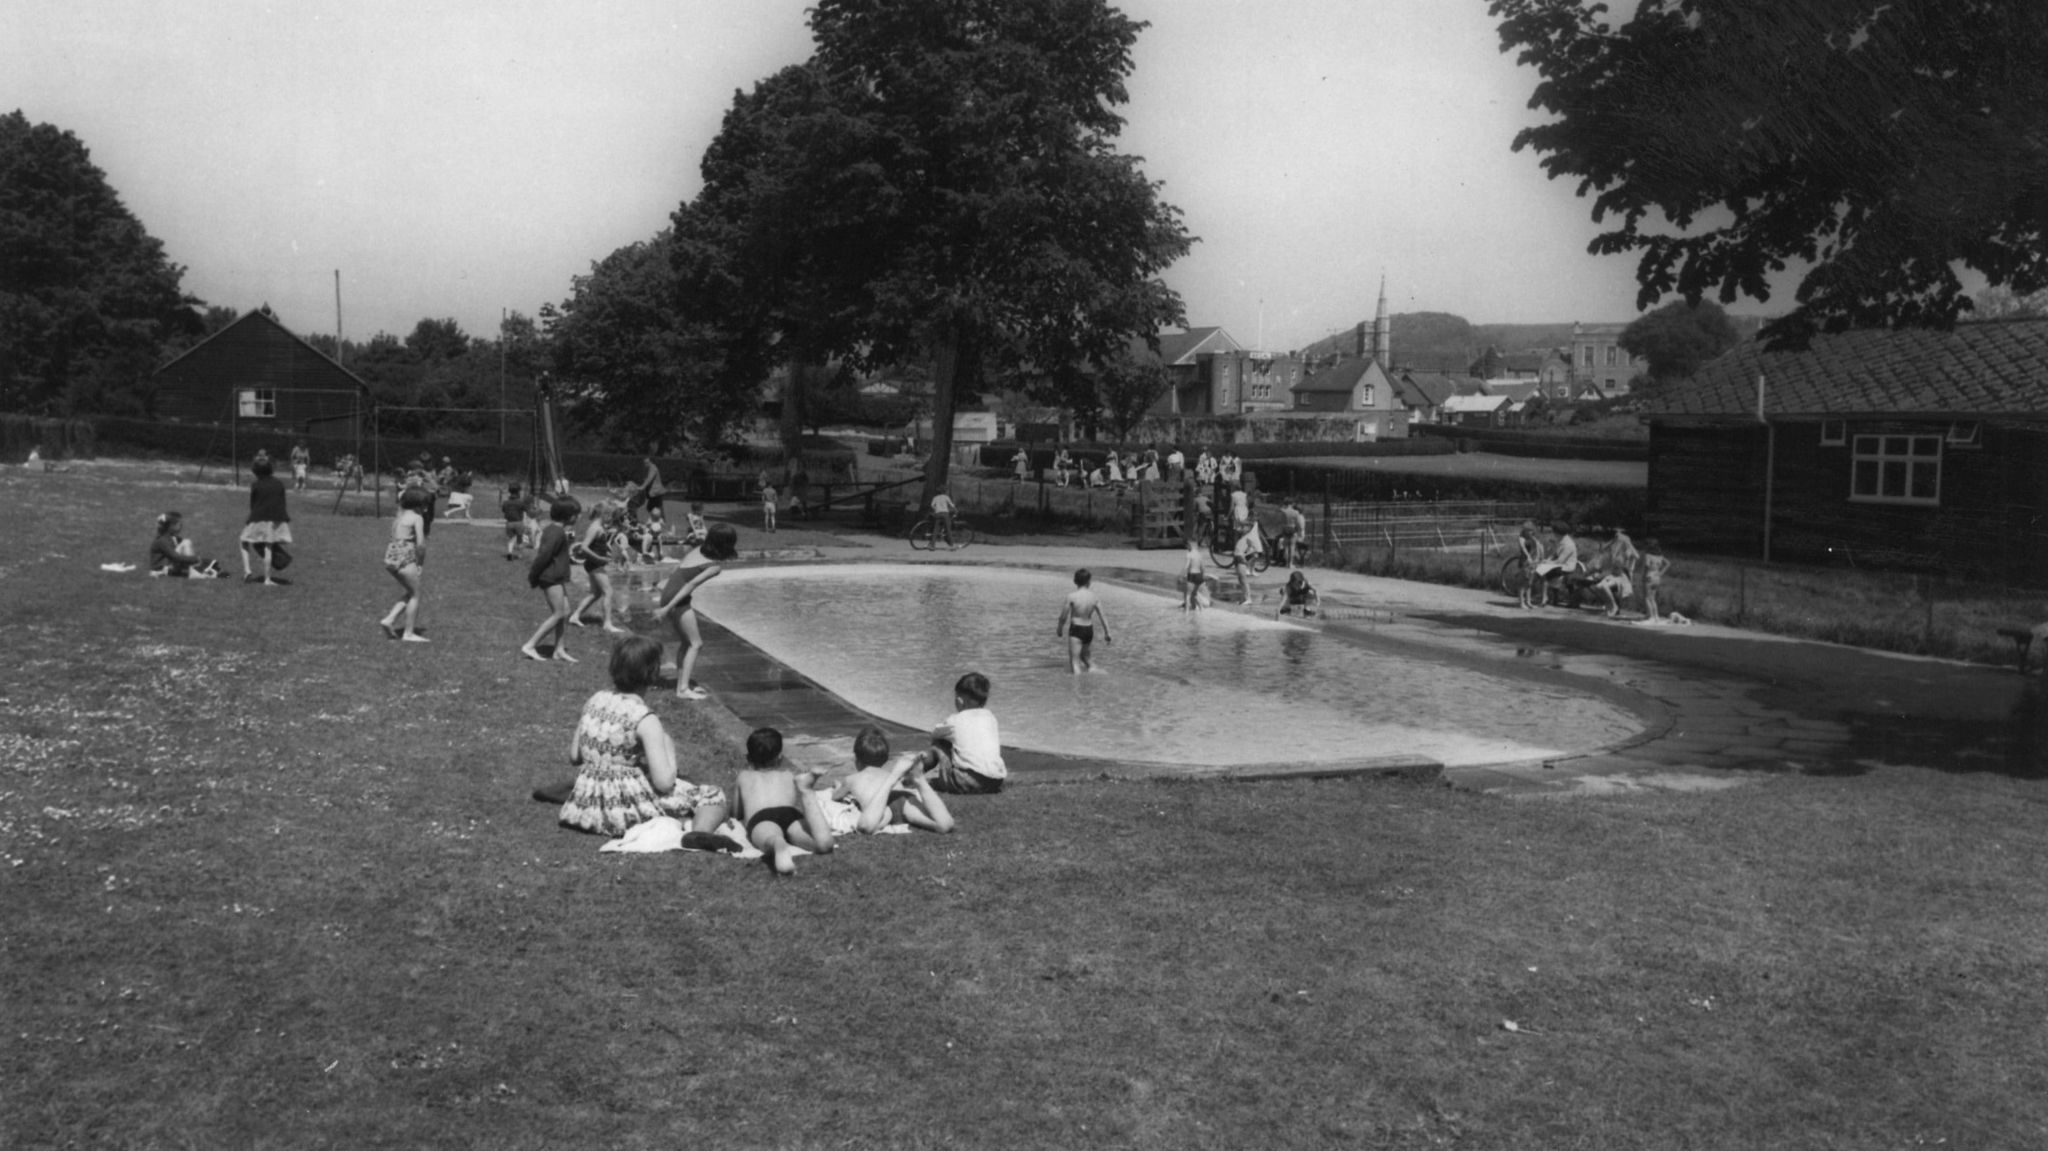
[1372,273,1390,370]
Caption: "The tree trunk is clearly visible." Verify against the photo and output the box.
[779,362,810,481]
[921,325,978,508]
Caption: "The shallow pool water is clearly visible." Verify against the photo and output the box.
[693,564,1640,769]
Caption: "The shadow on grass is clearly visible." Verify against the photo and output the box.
[1836,682,2048,781]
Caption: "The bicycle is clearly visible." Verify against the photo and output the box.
[1208,522,1272,574]
[908,517,976,551]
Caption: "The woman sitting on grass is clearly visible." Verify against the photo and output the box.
[559,635,734,847]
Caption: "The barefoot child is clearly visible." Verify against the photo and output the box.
[1055,568,1113,673]
[910,672,1006,795]
[760,481,777,533]
[569,501,628,636]
[521,498,580,662]
[656,522,738,701]
[1181,535,1207,611]
[1640,539,1671,624]
[1277,569,1319,618]
[829,725,956,834]
[559,636,734,846]
[378,487,431,641]
[732,727,835,875]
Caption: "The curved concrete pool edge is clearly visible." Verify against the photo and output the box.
[685,553,1696,790]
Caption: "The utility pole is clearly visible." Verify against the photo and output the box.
[499,308,508,448]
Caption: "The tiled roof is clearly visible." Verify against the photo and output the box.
[1295,357,1369,394]
[1137,327,1242,366]
[1654,318,2048,418]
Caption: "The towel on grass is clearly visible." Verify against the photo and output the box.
[597,816,782,860]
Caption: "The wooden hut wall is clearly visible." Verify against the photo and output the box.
[1651,420,2048,584]
[1645,424,1767,557]
[153,321,363,433]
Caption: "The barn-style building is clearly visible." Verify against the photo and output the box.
[1644,317,2048,584]
[152,309,368,436]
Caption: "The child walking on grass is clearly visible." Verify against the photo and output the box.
[732,727,835,876]
[831,725,955,834]
[378,487,431,642]
[760,481,777,533]
[501,483,528,560]
[522,498,580,662]
[569,501,629,636]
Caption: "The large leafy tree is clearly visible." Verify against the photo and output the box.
[684,0,1192,502]
[0,110,201,412]
[545,232,762,452]
[1492,0,2048,345]
[1618,298,1740,382]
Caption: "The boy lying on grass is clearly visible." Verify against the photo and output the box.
[827,725,955,835]
[732,727,836,876]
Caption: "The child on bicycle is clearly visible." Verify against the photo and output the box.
[929,487,957,545]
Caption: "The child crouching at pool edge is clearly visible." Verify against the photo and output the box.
[910,672,1008,795]
[830,724,956,834]
[732,727,835,875]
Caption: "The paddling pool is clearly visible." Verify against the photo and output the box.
[690,563,1640,769]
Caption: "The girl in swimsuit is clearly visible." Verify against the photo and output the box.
[569,501,629,635]
[378,487,430,641]
[655,522,739,700]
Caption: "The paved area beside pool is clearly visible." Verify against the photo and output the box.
[681,531,2044,797]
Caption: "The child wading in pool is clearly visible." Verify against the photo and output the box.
[908,672,1007,795]
[828,725,956,834]
[1182,535,1208,611]
[732,727,835,875]
[1055,568,1113,673]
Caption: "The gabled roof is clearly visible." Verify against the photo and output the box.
[1393,374,1439,409]
[1294,356,1373,394]
[1443,394,1510,413]
[154,308,369,387]
[1137,326,1243,366]
[1653,317,2048,419]
[1487,380,1542,403]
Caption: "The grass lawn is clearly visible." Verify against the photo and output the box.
[5,462,2048,1149]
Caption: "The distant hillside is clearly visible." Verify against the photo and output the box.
[1302,312,1775,373]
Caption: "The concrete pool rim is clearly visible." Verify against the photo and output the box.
[684,555,1675,786]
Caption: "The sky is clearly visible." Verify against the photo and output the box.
[2,0,1770,355]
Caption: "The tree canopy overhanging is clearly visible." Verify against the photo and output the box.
[1491,0,2048,346]
[664,0,1193,499]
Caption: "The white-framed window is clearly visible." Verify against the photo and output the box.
[1851,434,1941,505]
[1819,420,1846,446]
[1360,385,1374,406]
[238,388,276,418]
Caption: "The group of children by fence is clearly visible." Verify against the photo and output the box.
[1516,521,1672,622]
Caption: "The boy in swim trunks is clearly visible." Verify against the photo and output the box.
[1182,536,1207,611]
[501,483,528,560]
[732,727,835,875]
[910,672,1007,795]
[828,725,955,835]
[1055,568,1113,673]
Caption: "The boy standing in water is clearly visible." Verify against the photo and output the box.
[1055,568,1113,672]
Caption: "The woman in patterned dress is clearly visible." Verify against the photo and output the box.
[559,635,732,842]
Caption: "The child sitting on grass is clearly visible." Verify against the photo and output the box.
[829,725,955,835]
[149,512,222,578]
[909,672,1007,795]
[559,636,737,848]
[732,727,836,875]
